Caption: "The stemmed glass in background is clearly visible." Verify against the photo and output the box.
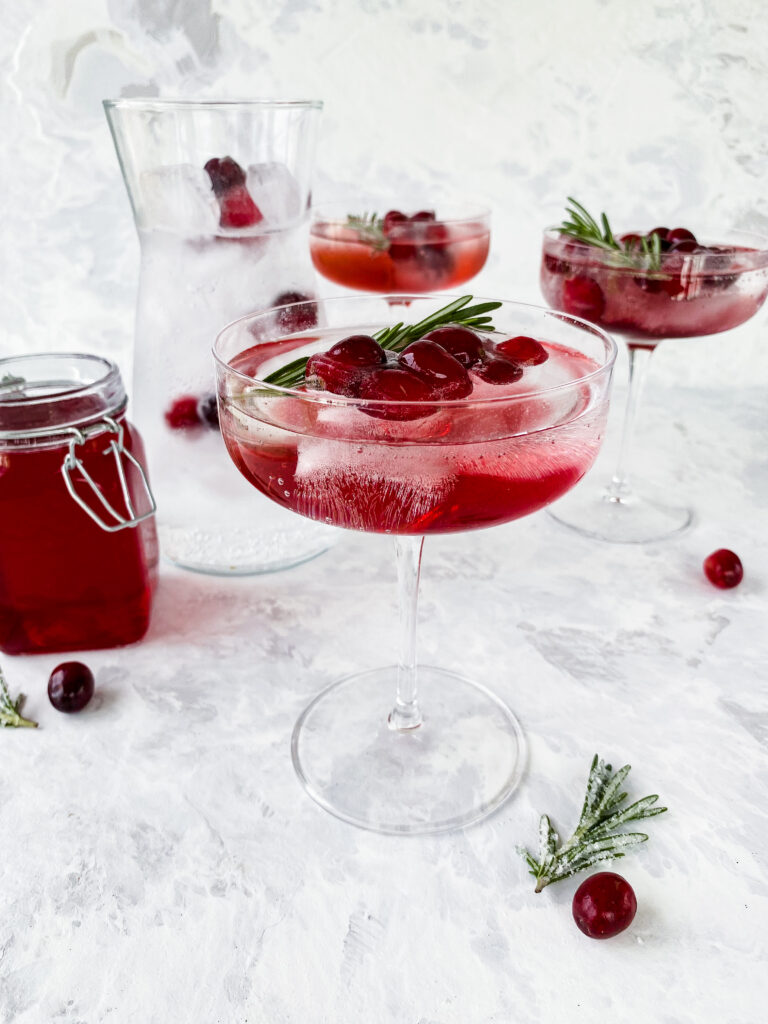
[214,294,616,834]
[309,203,491,300]
[540,213,768,543]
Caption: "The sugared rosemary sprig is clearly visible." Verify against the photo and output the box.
[263,295,501,390]
[0,664,38,729]
[346,212,388,250]
[519,754,667,892]
[559,197,663,271]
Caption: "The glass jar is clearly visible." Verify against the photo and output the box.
[0,354,158,655]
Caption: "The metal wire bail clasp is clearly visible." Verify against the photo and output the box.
[61,416,157,532]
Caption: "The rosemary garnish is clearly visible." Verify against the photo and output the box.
[519,754,667,892]
[262,295,501,390]
[346,212,388,250]
[0,663,38,729]
[559,197,663,272]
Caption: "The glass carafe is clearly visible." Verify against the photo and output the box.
[104,98,335,574]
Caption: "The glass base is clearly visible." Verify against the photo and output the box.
[291,666,526,835]
[159,521,337,575]
[548,484,693,544]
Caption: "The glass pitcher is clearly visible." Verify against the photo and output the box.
[104,98,335,574]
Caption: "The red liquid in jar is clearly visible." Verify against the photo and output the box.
[0,397,158,655]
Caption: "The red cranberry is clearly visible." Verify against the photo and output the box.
[497,336,549,366]
[274,292,318,332]
[667,227,697,244]
[204,156,247,196]
[544,253,571,275]
[398,340,472,399]
[165,395,201,430]
[572,872,637,940]
[473,356,523,384]
[328,335,387,367]
[562,276,606,321]
[424,222,451,250]
[218,185,262,229]
[48,662,95,714]
[388,241,419,262]
[703,549,743,589]
[197,394,219,429]
[359,367,433,420]
[619,233,643,248]
[305,353,364,396]
[668,238,698,253]
[423,325,485,367]
[648,226,669,240]
[383,210,408,234]
[410,210,436,222]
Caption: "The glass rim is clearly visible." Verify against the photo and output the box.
[103,97,323,112]
[542,226,768,269]
[312,202,491,226]
[213,294,618,409]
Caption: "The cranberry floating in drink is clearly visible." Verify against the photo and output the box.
[539,198,768,543]
[309,205,491,296]
[214,294,616,834]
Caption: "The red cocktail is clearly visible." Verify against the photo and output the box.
[214,295,616,834]
[540,201,768,542]
[309,206,490,294]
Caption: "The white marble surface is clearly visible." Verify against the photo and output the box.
[2,1,768,1021]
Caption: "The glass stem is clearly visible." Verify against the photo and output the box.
[606,344,655,501]
[388,535,425,731]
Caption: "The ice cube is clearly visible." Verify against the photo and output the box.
[138,164,219,235]
[246,162,303,227]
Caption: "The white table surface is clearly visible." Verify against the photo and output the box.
[2,377,766,1024]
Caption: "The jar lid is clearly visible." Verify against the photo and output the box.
[0,353,126,444]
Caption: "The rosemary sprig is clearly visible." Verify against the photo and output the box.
[519,754,666,892]
[262,294,501,390]
[346,212,388,250]
[559,197,663,272]
[0,663,38,729]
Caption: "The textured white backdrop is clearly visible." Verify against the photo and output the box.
[2,0,768,389]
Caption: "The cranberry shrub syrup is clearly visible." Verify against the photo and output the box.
[0,355,158,655]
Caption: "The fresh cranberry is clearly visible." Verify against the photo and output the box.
[648,226,669,240]
[473,356,523,384]
[218,185,262,229]
[410,210,436,222]
[274,292,318,332]
[497,336,549,366]
[423,325,485,367]
[48,662,95,713]
[398,340,472,399]
[328,334,387,367]
[388,241,419,262]
[197,394,219,429]
[572,872,637,940]
[668,238,698,253]
[424,222,450,250]
[359,367,433,420]
[204,156,247,196]
[165,395,201,430]
[667,227,697,244]
[544,253,570,276]
[383,210,408,234]
[562,276,606,321]
[306,353,364,396]
[619,233,643,248]
[703,549,743,589]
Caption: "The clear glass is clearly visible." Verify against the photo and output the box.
[540,228,768,543]
[310,202,491,297]
[214,294,617,833]
[104,98,336,574]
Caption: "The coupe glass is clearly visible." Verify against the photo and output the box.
[214,295,616,834]
[540,228,768,543]
[309,203,491,297]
